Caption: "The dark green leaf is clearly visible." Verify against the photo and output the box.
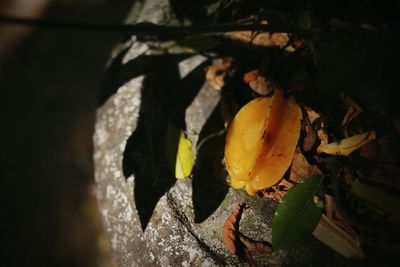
[272,176,324,251]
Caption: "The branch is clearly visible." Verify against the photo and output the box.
[0,16,311,37]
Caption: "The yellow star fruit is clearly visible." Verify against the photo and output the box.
[225,90,302,195]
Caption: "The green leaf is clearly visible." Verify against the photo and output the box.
[272,176,324,251]
[165,123,195,179]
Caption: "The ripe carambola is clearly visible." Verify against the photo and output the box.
[224,90,302,195]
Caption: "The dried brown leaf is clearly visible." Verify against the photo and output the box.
[305,106,321,124]
[224,31,289,47]
[263,179,294,202]
[250,76,274,96]
[341,94,363,126]
[224,20,289,48]
[205,58,233,90]
[302,118,317,152]
[289,147,323,183]
[243,69,274,95]
[317,128,329,146]
[223,203,272,264]
[305,106,329,145]
[223,203,246,256]
[243,69,258,84]
[239,233,272,254]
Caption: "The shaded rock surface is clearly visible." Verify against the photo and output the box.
[93,0,355,266]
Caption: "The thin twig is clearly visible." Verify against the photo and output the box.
[0,15,311,37]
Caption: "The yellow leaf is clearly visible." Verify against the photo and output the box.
[175,131,195,179]
[317,131,376,156]
[313,215,365,259]
[165,123,195,179]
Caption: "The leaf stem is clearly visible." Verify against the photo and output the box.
[0,15,312,37]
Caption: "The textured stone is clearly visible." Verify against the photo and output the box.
[93,1,355,266]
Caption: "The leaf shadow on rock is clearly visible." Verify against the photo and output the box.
[114,53,209,231]
[192,103,229,223]
[98,45,132,106]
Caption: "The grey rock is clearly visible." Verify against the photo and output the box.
[93,1,354,266]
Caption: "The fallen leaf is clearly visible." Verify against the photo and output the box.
[289,147,323,183]
[243,69,274,96]
[223,203,272,264]
[317,131,376,156]
[305,106,329,145]
[313,214,365,259]
[301,117,317,152]
[224,20,290,48]
[304,106,321,124]
[205,58,233,90]
[225,90,302,195]
[175,131,195,179]
[239,234,272,255]
[341,94,363,126]
[243,69,258,84]
[224,31,289,47]
[165,123,195,179]
[341,94,363,137]
[223,203,246,257]
[272,176,324,251]
[243,70,276,96]
[250,76,274,96]
[225,30,289,48]
[317,128,329,146]
[263,179,294,202]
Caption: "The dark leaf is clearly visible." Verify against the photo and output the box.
[272,176,324,251]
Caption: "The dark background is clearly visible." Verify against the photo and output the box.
[1,1,400,266]
[1,1,132,266]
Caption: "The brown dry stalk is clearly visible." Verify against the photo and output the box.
[223,203,272,265]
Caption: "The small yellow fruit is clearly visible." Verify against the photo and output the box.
[225,90,302,195]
